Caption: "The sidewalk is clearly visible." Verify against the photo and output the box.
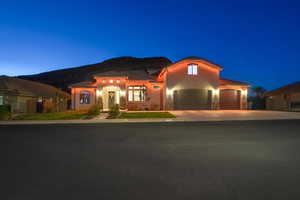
[0,118,181,125]
[1,110,300,125]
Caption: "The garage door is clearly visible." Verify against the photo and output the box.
[173,89,212,110]
[220,89,241,110]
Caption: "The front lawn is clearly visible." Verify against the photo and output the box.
[119,112,176,119]
[13,110,89,120]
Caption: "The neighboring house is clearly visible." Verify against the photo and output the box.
[69,57,250,111]
[265,81,300,111]
[0,76,70,113]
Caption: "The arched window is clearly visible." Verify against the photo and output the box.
[80,91,91,104]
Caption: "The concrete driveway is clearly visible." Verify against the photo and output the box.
[169,110,300,121]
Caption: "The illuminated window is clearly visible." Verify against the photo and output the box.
[128,90,133,101]
[109,80,113,83]
[116,80,120,83]
[0,96,3,105]
[102,80,106,83]
[187,64,198,75]
[80,91,91,104]
[128,86,146,102]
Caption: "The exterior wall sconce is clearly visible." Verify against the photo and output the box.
[120,90,126,96]
[96,90,102,97]
[166,89,173,96]
[213,89,219,96]
[241,89,247,96]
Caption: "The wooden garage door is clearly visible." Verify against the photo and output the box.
[220,89,241,110]
[173,89,212,110]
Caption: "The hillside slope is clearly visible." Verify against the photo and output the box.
[19,57,172,91]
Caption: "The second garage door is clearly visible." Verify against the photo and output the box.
[220,89,241,110]
[173,89,212,110]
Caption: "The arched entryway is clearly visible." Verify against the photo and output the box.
[102,86,121,110]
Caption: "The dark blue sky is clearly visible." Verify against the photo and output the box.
[1,0,299,90]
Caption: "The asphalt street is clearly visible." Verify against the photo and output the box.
[1,120,300,200]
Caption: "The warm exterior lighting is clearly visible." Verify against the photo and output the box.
[120,90,126,96]
[241,89,247,96]
[116,80,120,83]
[109,80,113,83]
[102,80,106,83]
[96,90,102,97]
[167,88,173,96]
[213,89,219,96]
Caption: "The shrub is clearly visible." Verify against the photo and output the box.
[108,104,120,118]
[87,104,101,117]
[0,105,11,120]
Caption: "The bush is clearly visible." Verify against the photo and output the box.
[108,104,120,118]
[0,105,11,120]
[87,104,101,117]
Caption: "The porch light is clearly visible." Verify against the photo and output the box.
[96,90,102,97]
[213,89,219,96]
[241,89,247,96]
[167,88,173,96]
[120,90,126,96]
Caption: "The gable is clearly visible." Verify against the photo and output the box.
[158,57,222,79]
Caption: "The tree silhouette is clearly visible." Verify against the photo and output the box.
[249,86,266,110]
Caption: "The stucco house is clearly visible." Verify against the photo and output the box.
[0,76,70,113]
[265,81,300,111]
[69,57,250,111]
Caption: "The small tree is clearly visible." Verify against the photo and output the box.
[87,104,101,117]
[0,105,11,120]
[252,87,266,98]
[108,104,120,118]
[249,86,266,110]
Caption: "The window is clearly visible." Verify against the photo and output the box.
[187,64,198,75]
[0,96,3,105]
[80,91,91,104]
[128,86,146,102]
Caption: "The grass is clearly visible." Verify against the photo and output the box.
[13,110,89,120]
[118,112,176,119]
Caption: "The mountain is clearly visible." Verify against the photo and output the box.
[18,56,172,92]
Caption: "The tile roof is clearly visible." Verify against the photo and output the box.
[265,81,300,96]
[0,76,70,98]
[220,78,250,86]
[171,56,223,70]
[93,69,155,80]
[69,81,96,88]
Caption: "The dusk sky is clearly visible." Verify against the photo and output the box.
[1,0,299,90]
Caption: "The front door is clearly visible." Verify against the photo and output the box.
[108,91,116,108]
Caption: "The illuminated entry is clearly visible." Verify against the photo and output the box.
[187,64,198,75]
